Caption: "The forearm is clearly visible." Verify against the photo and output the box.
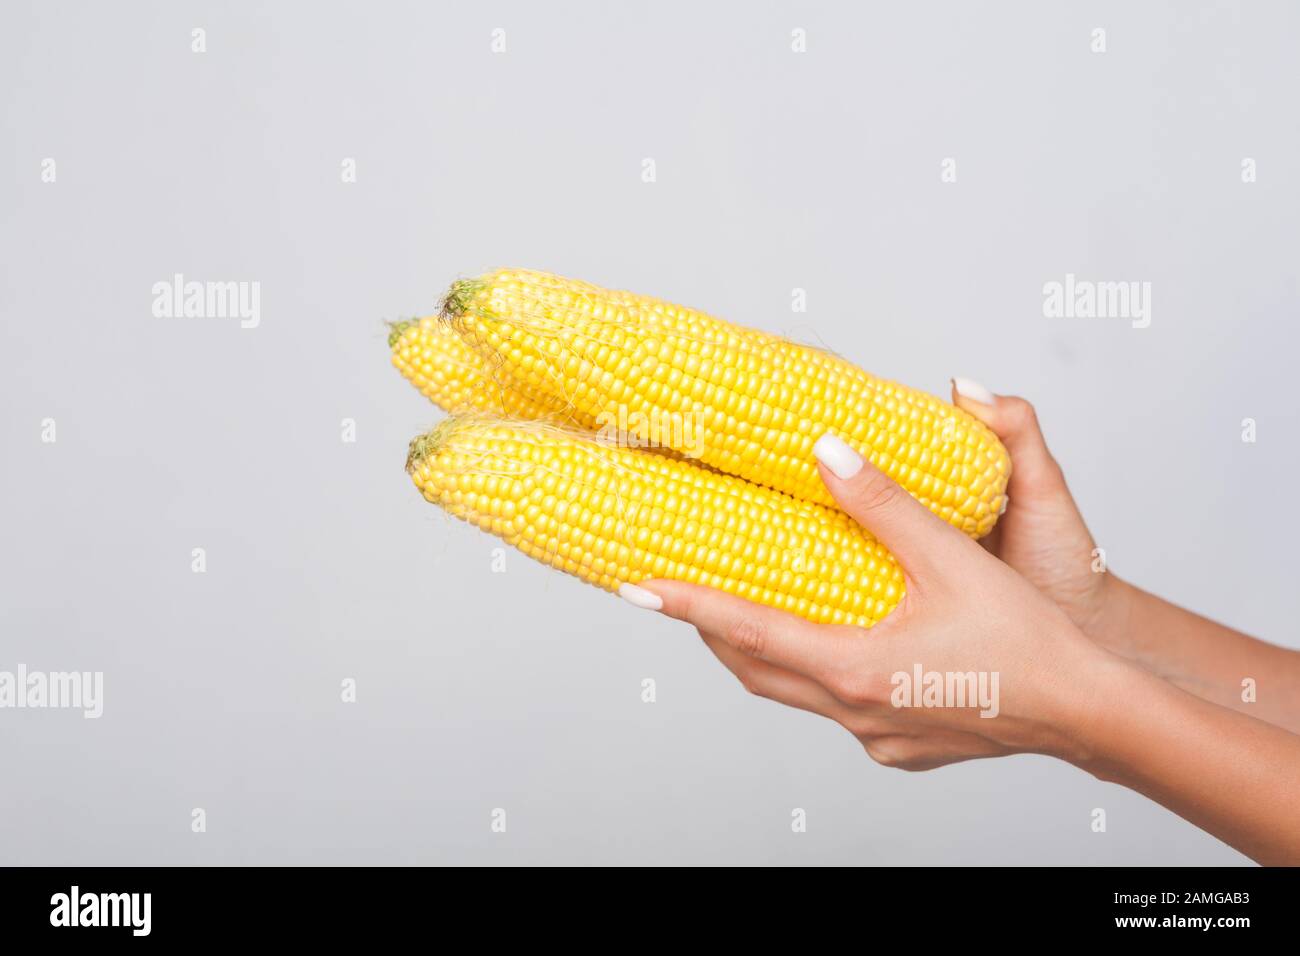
[1061,654,1300,865]
[1094,576,1300,733]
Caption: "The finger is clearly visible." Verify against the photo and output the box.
[699,633,846,719]
[620,579,852,682]
[811,433,973,580]
[950,380,1066,499]
[864,732,1005,772]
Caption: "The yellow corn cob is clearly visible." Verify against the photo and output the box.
[388,316,592,425]
[407,417,905,628]
[443,269,1011,537]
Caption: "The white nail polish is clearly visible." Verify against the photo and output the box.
[812,433,864,480]
[952,377,995,405]
[619,583,663,611]
[999,496,1009,515]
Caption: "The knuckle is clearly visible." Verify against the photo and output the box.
[829,668,888,707]
[854,470,903,515]
[673,591,695,621]
[1002,396,1039,432]
[846,716,891,738]
[865,739,926,771]
[1043,454,1067,485]
[895,756,931,773]
[826,671,858,702]
[726,616,768,659]
[864,740,904,769]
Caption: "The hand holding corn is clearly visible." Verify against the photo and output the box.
[395,269,1012,627]
[388,269,1300,864]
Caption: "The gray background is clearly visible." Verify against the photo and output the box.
[2,0,1296,865]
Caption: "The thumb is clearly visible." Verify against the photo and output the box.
[950,379,1066,500]
[812,433,973,582]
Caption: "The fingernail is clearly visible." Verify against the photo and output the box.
[952,377,995,406]
[999,496,1009,515]
[812,433,864,480]
[619,583,663,611]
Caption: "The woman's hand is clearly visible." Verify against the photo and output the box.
[619,428,1300,863]
[949,379,1118,648]
[620,433,1110,770]
[950,379,1300,733]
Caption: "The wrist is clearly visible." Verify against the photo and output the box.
[1081,573,1137,657]
[1005,617,1129,763]
[1043,643,1162,777]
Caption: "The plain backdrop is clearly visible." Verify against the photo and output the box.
[2,0,1297,865]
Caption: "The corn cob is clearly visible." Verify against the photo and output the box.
[407,417,905,627]
[443,269,1011,537]
[388,315,592,425]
